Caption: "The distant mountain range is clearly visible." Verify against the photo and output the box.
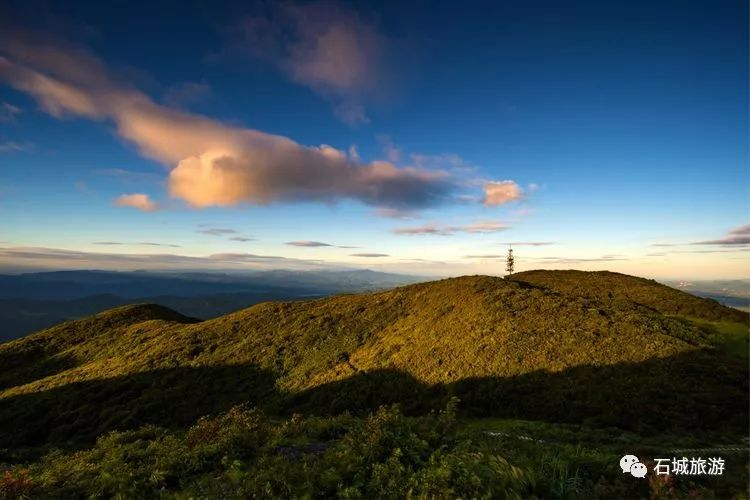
[0,269,426,341]
[1,269,747,343]
[663,279,750,312]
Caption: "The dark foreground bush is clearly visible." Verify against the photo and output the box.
[6,401,542,499]
[9,398,745,499]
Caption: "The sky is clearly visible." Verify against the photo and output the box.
[0,0,747,279]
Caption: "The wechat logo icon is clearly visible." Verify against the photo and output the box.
[620,455,647,478]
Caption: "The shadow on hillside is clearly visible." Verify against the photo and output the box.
[0,363,281,454]
[1,348,747,457]
[294,348,748,436]
[0,348,79,391]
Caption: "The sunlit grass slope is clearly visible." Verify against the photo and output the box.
[512,270,748,322]
[0,271,747,453]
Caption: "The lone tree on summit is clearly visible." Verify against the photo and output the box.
[506,245,514,276]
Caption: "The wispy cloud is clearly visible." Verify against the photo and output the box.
[286,240,358,248]
[286,240,334,247]
[377,134,401,162]
[393,220,509,236]
[499,241,555,246]
[114,193,158,212]
[532,255,629,264]
[374,207,419,219]
[692,224,750,246]
[392,224,447,236]
[229,1,392,125]
[0,141,31,153]
[93,241,182,248]
[197,227,238,236]
[92,168,162,184]
[410,153,476,173]
[0,246,330,272]
[651,225,750,249]
[74,180,94,195]
[511,207,535,217]
[670,249,748,254]
[229,236,255,242]
[137,242,182,248]
[163,81,212,107]
[0,101,21,122]
[463,254,504,259]
[350,252,389,257]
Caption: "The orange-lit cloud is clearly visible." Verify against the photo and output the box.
[114,193,158,212]
[482,180,523,206]
[1,36,526,214]
[0,37,456,212]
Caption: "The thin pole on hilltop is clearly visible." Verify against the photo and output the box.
[506,244,514,276]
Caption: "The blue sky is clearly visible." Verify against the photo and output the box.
[0,0,747,278]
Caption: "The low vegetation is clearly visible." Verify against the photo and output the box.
[0,271,747,498]
[3,402,745,499]
[511,270,748,323]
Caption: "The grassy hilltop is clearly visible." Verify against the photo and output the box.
[0,271,747,498]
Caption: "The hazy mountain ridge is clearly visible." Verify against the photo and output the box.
[0,269,426,341]
[0,269,424,299]
[663,278,750,312]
